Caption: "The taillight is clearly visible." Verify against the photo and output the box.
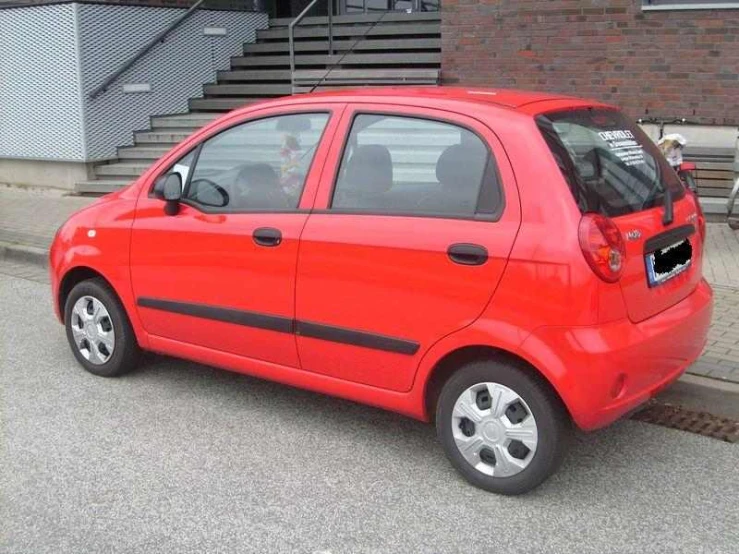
[578,213,626,283]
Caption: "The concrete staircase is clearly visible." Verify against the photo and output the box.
[76,11,441,195]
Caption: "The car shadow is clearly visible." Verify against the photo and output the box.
[126,352,712,501]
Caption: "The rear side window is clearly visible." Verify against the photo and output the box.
[331,114,502,218]
[537,109,684,217]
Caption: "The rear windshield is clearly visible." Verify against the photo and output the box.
[536,108,684,217]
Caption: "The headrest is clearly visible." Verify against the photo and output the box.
[342,145,393,194]
[436,144,487,191]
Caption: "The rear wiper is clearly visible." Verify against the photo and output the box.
[662,185,674,226]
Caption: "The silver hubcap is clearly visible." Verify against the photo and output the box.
[451,382,538,478]
[70,296,115,365]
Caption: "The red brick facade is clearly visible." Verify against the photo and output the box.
[441,1,739,125]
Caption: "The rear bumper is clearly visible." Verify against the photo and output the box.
[520,279,713,431]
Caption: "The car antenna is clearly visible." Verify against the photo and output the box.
[307,9,392,95]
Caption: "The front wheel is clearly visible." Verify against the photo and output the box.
[64,278,140,377]
[436,360,570,495]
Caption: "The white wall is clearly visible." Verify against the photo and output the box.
[78,4,268,160]
[0,4,86,161]
[0,3,268,163]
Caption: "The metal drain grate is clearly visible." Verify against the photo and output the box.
[631,402,739,443]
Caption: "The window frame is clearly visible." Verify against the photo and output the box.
[148,110,333,215]
[326,110,506,222]
[642,1,739,10]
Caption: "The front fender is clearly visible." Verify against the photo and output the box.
[49,197,147,348]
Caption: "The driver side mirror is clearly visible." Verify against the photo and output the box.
[162,173,182,216]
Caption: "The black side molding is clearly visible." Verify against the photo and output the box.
[137,297,293,334]
[136,297,420,356]
[296,320,420,355]
[644,224,695,254]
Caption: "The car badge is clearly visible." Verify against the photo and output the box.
[625,230,641,241]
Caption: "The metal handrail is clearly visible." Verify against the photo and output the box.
[88,0,205,99]
[289,0,333,93]
[728,130,739,229]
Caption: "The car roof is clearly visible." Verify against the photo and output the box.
[266,86,600,111]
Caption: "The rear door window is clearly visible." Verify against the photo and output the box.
[536,108,684,217]
[330,114,502,218]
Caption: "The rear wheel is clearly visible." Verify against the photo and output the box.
[436,359,570,495]
[64,278,140,377]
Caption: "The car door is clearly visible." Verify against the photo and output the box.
[294,104,522,392]
[130,106,341,367]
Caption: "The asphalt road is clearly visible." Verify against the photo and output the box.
[1,270,737,554]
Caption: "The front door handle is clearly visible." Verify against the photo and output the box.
[253,227,282,247]
[447,243,488,266]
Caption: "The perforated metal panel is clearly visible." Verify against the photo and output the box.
[0,4,267,163]
[79,5,268,160]
[0,4,86,161]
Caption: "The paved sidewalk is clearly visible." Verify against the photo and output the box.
[704,224,739,289]
[2,186,739,383]
[0,186,93,249]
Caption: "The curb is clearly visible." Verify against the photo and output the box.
[0,241,48,268]
[658,374,739,421]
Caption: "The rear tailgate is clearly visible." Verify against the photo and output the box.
[536,107,704,323]
[613,194,703,322]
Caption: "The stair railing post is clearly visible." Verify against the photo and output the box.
[328,0,334,57]
[288,0,321,94]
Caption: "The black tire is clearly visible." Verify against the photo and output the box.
[436,359,570,495]
[64,278,140,377]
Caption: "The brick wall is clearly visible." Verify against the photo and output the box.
[442,1,739,125]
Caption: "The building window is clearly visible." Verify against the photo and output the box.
[643,1,739,10]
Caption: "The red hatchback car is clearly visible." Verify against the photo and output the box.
[50,88,712,494]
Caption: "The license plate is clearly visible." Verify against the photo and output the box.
[645,238,692,287]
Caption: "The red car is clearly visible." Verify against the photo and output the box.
[50,88,712,495]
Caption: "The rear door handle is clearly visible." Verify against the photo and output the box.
[447,243,488,266]
[253,227,282,247]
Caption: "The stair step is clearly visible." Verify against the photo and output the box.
[257,22,439,41]
[203,83,292,96]
[118,145,171,161]
[150,112,219,130]
[292,68,439,92]
[267,12,440,28]
[216,69,291,81]
[244,37,440,54]
[190,97,264,112]
[75,179,132,195]
[231,52,441,68]
[134,131,193,144]
[95,162,151,178]
[294,68,439,80]
[699,196,729,215]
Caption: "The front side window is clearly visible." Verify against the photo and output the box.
[331,114,502,218]
[170,112,329,212]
